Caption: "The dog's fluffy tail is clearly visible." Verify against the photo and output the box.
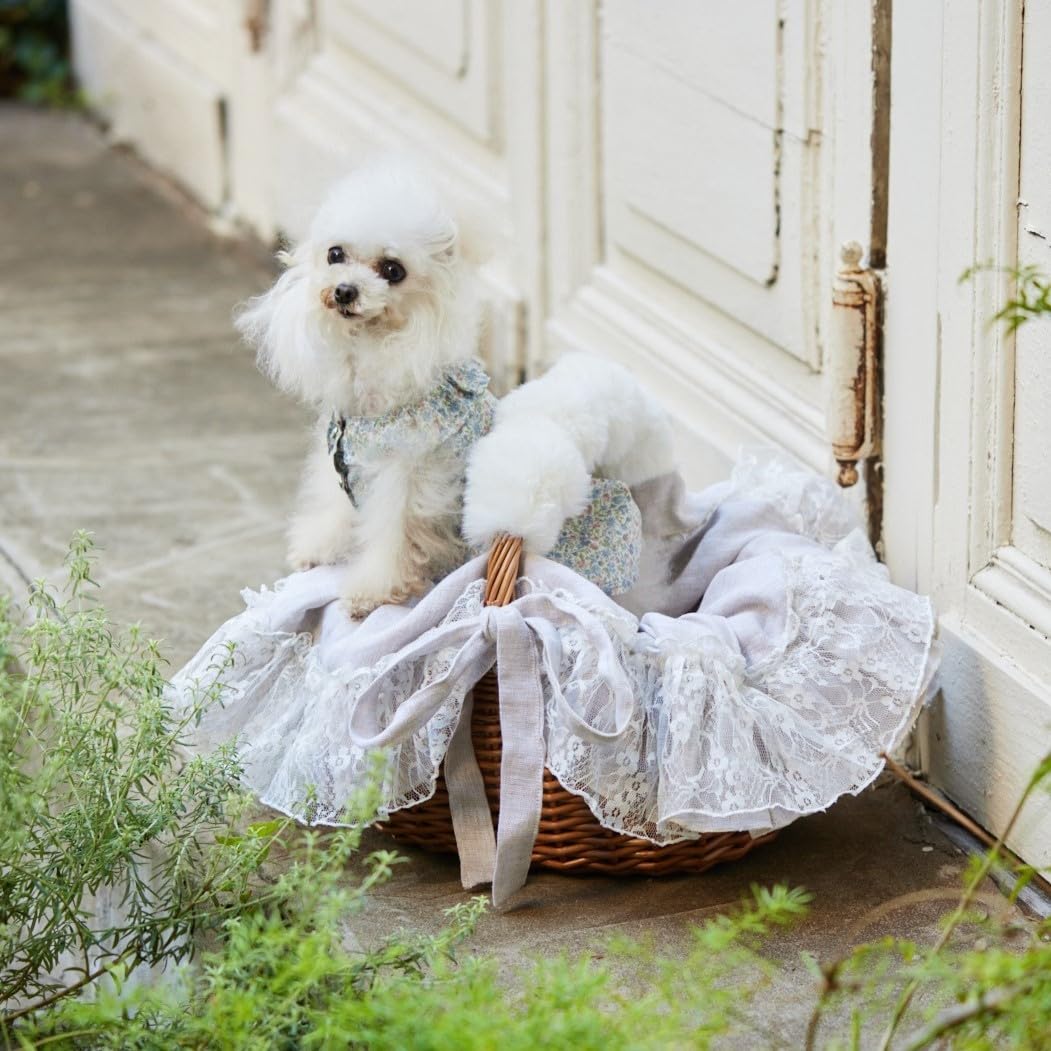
[464,353,675,553]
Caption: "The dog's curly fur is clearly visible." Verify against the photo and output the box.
[235,159,488,617]
[463,353,677,553]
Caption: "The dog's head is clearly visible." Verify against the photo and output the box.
[236,158,488,411]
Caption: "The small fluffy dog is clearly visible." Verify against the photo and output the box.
[236,159,490,617]
[237,159,675,617]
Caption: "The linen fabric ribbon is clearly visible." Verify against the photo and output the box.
[348,590,636,907]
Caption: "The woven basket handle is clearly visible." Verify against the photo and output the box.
[483,535,523,607]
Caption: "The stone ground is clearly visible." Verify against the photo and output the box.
[0,106,1028,1047]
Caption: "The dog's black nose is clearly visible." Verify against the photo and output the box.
[333,283,359,306]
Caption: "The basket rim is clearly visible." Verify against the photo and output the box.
[379,534,776,879]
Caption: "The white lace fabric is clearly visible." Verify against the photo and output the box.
[168,454,937,841]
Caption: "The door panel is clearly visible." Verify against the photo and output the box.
[604,45,781,289]
[544,0,875,486]
[602,2,816,369]
[606,1,781,126]
[341,0,468,77]
[324,0,498,143]
[93,0,226,85]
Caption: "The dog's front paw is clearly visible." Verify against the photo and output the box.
[287,535,328,572]
[342,588,405,620]
[341,576,429,619]
[287,516,354,572]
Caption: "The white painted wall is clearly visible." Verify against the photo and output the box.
[71,0,229,209]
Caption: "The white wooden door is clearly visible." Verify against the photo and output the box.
[541,0,882,488]
[72,1,882,454]
[70,0,274,232]
[884,0,1051,868]
[160,0,877,459]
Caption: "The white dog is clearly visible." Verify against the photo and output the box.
[236,159,490,617]
[236,159,675,617]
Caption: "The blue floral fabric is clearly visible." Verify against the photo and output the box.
[548,479,642,595]
[327,359,496,508]
[327,359,642,594]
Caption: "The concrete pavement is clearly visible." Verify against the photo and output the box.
[0,105,302,660]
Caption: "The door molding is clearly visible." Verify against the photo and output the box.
[885,0,1051,867]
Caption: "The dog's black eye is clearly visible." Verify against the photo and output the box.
[327,246,346,265]
[379,258,407,284]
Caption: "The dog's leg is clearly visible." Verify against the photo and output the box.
[463,353,676,553]
[341,453,463,618]
[341,459,419,617]
[286,431,357,570]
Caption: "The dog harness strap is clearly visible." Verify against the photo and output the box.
[327,416,360,507]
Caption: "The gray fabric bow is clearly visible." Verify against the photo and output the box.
[347,591,636,907]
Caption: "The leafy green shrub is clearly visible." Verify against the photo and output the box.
[0,531,286,1017]
[19,879,809,1051]
[804,756,1051,1051]
[0,0,80,106]
[0,537,808,1048]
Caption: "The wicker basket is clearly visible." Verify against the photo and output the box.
[382,535,776,876]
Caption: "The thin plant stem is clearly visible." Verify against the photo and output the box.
[2,945,142,1027]
[900,982,1029,1051]
[805,755,1049,1051]
[874,761,1047,1051]
[880,752,996,849]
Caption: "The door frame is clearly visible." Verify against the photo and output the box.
[883,0,1051,866]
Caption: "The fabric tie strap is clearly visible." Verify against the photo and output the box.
[347,592,635,907]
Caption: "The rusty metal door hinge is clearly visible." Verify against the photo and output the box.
[828,241,881,487]
[245,0,270,52]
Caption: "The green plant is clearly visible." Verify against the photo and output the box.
[0,532,287,1019]
[0,538,814,1048]
[960,262,1051,330]
[804,756,1051,1050]
[0,0,80,107]
[18,881,810,1050]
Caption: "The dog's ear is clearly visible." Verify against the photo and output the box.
[233,242,314,399]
